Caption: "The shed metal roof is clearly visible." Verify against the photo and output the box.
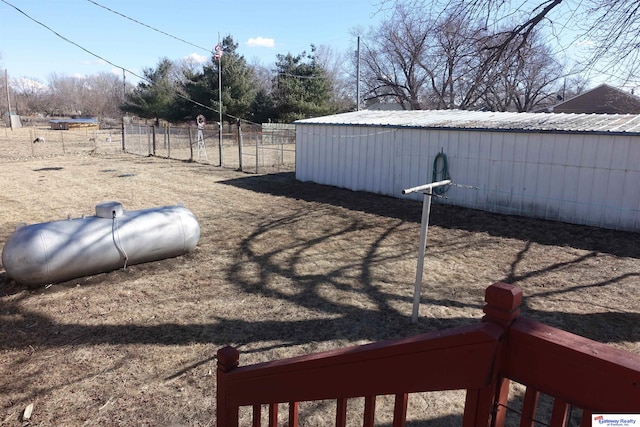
[295,110,640,135]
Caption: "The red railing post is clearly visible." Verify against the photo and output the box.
[336,398,347,427]
[464,283,524,426]
[482,282,523,327]
[485,283,523,426]
[217,345,240,427]
[363,396,376,427]
[288,402,299,427]
[392,393,408,427]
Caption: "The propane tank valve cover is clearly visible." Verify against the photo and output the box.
[96,201,124,218]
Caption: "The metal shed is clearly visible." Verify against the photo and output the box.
[295,110,640,232]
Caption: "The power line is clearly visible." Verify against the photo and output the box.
[0,0,143,81]
[84,0,211,53]
[0,0,259,125]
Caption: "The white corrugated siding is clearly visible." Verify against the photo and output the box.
[295,116,640,232]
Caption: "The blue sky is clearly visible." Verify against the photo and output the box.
[0,0,385,83]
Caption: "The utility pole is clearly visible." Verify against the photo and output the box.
[217,33,223,166]
[5,69,13,130]
[356,36,361,111]
[121,68,126,151]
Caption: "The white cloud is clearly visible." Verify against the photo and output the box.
[184,52,208,63]
[246,36,275,48]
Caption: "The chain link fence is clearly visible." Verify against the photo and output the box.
[123,122,295,173]
[0,119,296,174]
[0,122,124,159]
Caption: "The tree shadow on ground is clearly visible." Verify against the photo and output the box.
[2,172,639,353]
[1,277,637,355]
[1,158,638,425]
[219,172,640,259]
[215,172,640,344]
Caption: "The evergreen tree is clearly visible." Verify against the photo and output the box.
[120,58,177,124]
[177,35,256,124]
[249,88,276,124]
[272,47,337,123]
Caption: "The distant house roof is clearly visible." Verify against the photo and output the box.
[49,118,99,124]
[295,109,640,135]
[544,84,640,114]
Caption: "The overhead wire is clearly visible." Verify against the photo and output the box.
[84,0,210,53]
[87,0,329,84]
[0,0,257,125]
[83,0,266,124]
[0,0,143,81]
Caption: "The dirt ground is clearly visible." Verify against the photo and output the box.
[0,147,639,426]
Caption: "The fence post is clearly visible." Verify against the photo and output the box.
[236,119,243,171]
[152,125,156,156]
[188,127,193,162]
[255,130,259,174]
[218,121,223,167]
[147,126,151,155]
[167,124,171,159]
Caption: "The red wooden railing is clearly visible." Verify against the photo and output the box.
[216,283,640,426]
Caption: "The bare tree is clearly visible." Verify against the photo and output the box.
[82,73,128,119]
[387,0,640,83]
[577,0,640,82]
[481,30,565,111]
[171,57,203,86]
[249,59,273,94]
[361,3,564,110]
[360,4,432,109]
[314,44,355,112]
[420,12,494,109]
[1,55,9,119]
[42,73,128,118]
[11,77,49,115]
[361,2,576,111]
[0,71,7,118]
[46,74,86,116]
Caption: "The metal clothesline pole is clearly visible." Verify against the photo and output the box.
[218,37,223,167]
[402,179,451,323]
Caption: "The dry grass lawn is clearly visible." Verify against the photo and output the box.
[0,142,639,425]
